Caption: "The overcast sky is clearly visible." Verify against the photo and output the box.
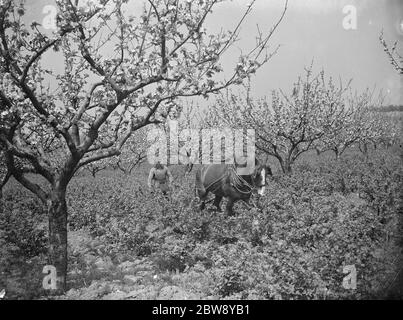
[24,0,403,105]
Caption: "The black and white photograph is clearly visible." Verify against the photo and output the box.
[0,0,402,302]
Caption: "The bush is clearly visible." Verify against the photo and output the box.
[0,187,48,300]
[0,191,47,257]
[2,147,401,299]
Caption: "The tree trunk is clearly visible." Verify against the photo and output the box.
[280,158,292,175]
[0,187,3,214]
[47,187,68,293]
[359,142,368,155]
[334,148,340,160]
[0,172,11,214]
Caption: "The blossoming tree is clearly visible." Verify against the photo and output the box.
[0,0,287,291]
[207,68,351,173]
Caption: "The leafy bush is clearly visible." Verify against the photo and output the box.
[2,148,401,299]
[0,191,47,257]
[0,187,48,300]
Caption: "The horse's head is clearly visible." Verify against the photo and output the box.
[252,160,272,196]
[233,156,272,196]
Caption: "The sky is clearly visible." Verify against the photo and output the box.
[23,0,403,105]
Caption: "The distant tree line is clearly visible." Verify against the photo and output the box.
[373,104,403,113]
[204,67,401,174]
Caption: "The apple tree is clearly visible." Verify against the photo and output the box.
[0,0,287,291]
[206,68,349,173]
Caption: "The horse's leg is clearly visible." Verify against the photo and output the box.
[213,195,223,212]
[195,170,207,211]
[197,190,207,211]
[199,200,206,211]
[226,199,235,216]
[197,192,207,211]
[162,190,170,201]
[186,163,193,174]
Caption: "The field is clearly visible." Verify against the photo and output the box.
[1,146,402,300]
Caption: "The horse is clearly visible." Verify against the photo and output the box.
[195,159,272,216]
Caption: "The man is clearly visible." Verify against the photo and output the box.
[147,161,173,197]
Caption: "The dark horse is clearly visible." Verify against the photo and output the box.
[195,159,272,215]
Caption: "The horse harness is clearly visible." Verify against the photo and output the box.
[202,164,255,195]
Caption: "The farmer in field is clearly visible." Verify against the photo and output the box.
[147,161,173,197]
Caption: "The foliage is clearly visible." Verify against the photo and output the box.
[0,0,288,289]
[0,190,47,258]
[379,31,403,75]
[0,0,286,202]
[60,148,403,299]
[204,67,400,173]
[78,127,150,177]
[0,187,48,299]
[206,68,346,173]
